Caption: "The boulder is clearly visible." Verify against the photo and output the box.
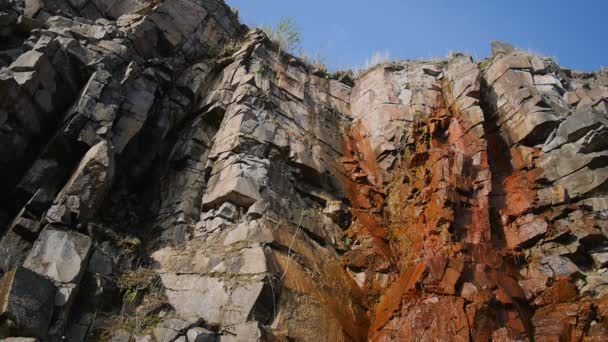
[55,141,115,220]
[246,200,267,219]
[503,215,548,249]
[218,322,262,341]
[67,0,88,10]
[202,161,264,209]
[215,202,239,222]
[153,318,195,342]
[491,41,515,56]
[149,0,209,47]
[160,273,269,326]
[187,327,216,342]
[540,256,580,277]
[112,76,157,153]
[23,227,92,284]
[44,204,71,225]
[8,50,44,72]
[10,216,41,240]
[0,267,55,338]
[0,231,33,273]
[108,330,132,342]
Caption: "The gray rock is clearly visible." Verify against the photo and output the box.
[203,160,265,209]
[216,202,239,222]
[0,267,55,338]
[112,77,157,153]
[95,0,148,19]
[55,141,115,220]
[491,41,515,56]
[153,318,193,342]
[543,109,608,152]
[23,0,43,17]
[133,335,153,342]
[8,50,44,72]
[218,322,262,342]
[10,216,41,239]
[0,231,33,273]
[23,228,92,284]
[54,284,76,306]
[555,166,608,199]
[246,200,267,219]
[45,204,71,225]
[108,329,132,342]
[591,252,608,268]
[87,248,113,275]
[540,256,580,277]
[160,272,269,326]
[187,327,216,342]
[149,0,209,47]
[67,0,88,10]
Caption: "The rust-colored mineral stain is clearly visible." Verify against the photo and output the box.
[335,60,606,341]
[339,122,394,281]
[502,168,543,217]
[369,262,427,333]
[354,211,388,239]
[534,277,579,306]
[350,121,384,187]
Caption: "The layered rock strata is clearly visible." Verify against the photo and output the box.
[1,2,608,341]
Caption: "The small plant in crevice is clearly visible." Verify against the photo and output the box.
[330,70,355,86]
[221,39,241,57]
[352,50,392,77]
[260,17,333,76]
[344,237,353,250]
[117,267,157,293]
[255,63,278,82]
[478,58,492,71]
[207,39,242,60]
[208,41,221,58]
[101,267,170,336]
[302,49,330,77]
[261,17,302,56]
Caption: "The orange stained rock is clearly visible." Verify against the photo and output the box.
[502,168,543,217]
[532,301,598,341]
[369,262,427,334]
[339,114,397,300]
[354,211,388,240]
[510,145,540,171]
[343,236,393,272]
[534,277,579,306]
[337,172,375,210]
[337,59,591,341]
[349,122,383,187]
[372,295,471,342]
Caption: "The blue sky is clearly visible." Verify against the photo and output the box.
[227,0,606,72]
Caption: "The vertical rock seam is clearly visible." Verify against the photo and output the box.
[1,1,608,341]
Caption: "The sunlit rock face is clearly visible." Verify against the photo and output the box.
[1,1,608,341]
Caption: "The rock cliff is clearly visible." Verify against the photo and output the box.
[1,1,608,341]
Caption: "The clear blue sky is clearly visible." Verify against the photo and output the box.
[227,0,606,72]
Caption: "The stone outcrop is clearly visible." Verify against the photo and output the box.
[1,1,608,341]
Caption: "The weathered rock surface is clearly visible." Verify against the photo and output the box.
[0,267,55,338]
[1,1,608,341]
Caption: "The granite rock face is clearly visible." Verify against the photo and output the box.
[1,1,608,341]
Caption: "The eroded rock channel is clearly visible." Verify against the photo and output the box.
[1,1,608,341]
